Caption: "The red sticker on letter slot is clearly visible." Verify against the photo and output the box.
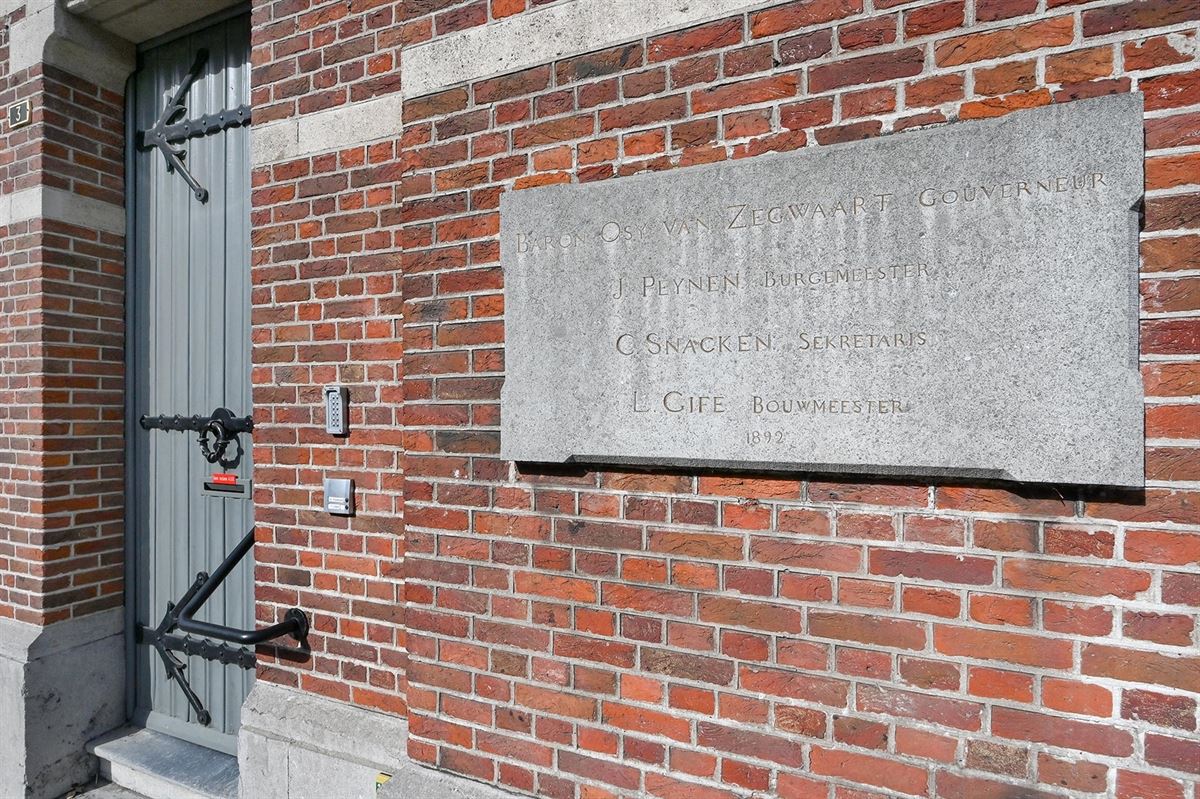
[211,473,238,485]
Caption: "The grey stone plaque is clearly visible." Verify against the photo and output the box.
[500,94,1144,487]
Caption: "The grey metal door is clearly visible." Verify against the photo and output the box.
[127,12,253,754]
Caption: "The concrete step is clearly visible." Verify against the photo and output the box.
[88,728,238,799]
[66,780,150,799]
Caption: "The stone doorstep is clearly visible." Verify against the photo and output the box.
[88,728,238,799]
[67,781,149,799]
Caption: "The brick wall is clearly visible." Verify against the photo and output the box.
[402,0,572,41]
[0,3,40,621]
[249,0,408,715]
[397,1,1200,797]
[0,4,126,625]
[251,0,404,125]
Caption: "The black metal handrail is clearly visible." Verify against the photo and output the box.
[140,527,309,725]
[177,528,309,645]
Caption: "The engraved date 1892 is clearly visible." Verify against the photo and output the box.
[746,429,785,445]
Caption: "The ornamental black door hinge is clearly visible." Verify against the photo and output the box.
[136,48,252,202]
[139,528,309,727]
[140,406,254,467]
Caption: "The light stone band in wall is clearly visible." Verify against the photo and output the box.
[250,93,406,167]
[0,186,125,235]
[252,0,785,165]
[0,186,126,234]
[402,0,783,100]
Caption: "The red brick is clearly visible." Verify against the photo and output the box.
[1043,601,1113,636]
[692,74,799,114]
[1122,688,1197,731]
[602,583,691,616]
[648,18,742,62]
[699,595,804,634]
[780,97,836,130]
[836,512,896,540]
[904,0,964,37]
[750,0,863,38]
[473,65,552,103]
[1038,753,1109,794]
[937,486,1071,516]
[641,649,735,686]
[840,16,897,50]
[833,716,888,749]
[969,594,1034,627]
[739,665,849,707]
[645,773,739,799]
[976,0,1037,21]
[776,706,828,738]
[1043,678,1113,717]
[602,701,690,742]
[896,727,957,763]
[698,721,804,767]
[1126,610,1195,646]
[968,667,1034,703]
[965,739,1028,778]
[1002,559,1151,599]
[973,519,1038,552]
[1146,733,1200,775]
[809,611,926,650]
[938,772,1063,799]
[868,548,994,585]
[750,537,862,571]
[809,47,925,92]
[1126,33,1199,71]
[1083,644,1200,693]
[935,17,1075,67]
[902,515,965,546]
[1043,524,1115,559]
[514,571,596,602]
[858,684,981,730]
[699,475,802,499]
[975,59,1037,95]
[1125,529,1200,566]
[810,747,928,795]
[992,707,1133,756]
[779,30,835,65]
[513,114,595,148]
[935,626,1072,668]
[1116,771,1187,799]
[1142,69,1200,111]
[1046,46,1114,83]
[1083,0,1200,36]
[902,586,961,618]
[558,750,639,790]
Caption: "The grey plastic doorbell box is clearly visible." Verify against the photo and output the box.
[324,478,354,516]
[324,385,349,436]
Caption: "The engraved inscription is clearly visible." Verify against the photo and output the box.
[500,96,1145,487]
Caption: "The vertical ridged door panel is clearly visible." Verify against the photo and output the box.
[129,13,253,752]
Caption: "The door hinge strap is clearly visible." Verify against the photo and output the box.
[153,104,252,145]
[138,528,309,727]
[136,48,253,203]
[139,407,253,466]
[139,626,256,670]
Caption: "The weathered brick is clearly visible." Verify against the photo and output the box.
[935,17,1075,67]
[1085,643,1200,694]
[1083,1,1200,36]
[750,0,863,38]
[809,47,925,92]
